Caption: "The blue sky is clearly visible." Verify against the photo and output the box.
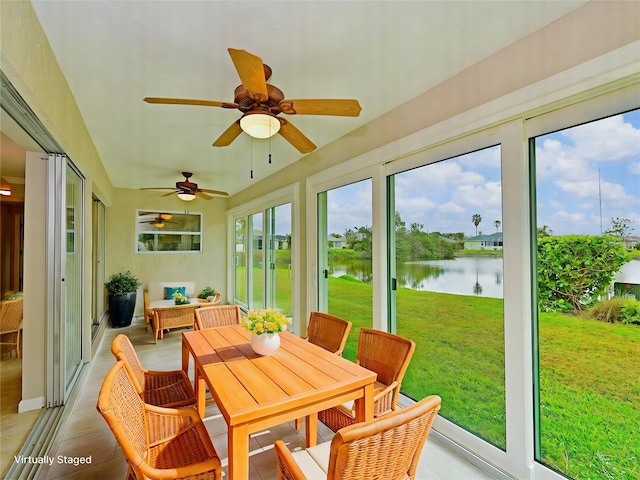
[327,110,640,239]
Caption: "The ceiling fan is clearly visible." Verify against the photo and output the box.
[139,213,174,229]
[140,172,229,201]
[144,48,362,153]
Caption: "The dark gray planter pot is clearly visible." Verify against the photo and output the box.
[108,292,137,328]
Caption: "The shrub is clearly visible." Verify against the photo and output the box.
[537,235,630,312]
[621,298,640,325]
[586,298,625,323]
[586,297,640,325]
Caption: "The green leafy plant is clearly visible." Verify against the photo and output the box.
[104,271,141,296]
[537,235,630,312]
[621,298,640,325]
[198,286,218,299]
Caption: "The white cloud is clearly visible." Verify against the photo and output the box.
[564,114,640,162]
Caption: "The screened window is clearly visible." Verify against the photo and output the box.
[136,210,202,252]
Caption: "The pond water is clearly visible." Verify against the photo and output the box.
[329,257,504,299]
[330,256,640,300]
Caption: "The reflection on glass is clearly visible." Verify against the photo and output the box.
[235,218,247,306]
[136,211,202,252]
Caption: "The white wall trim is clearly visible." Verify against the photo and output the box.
[18,396,44,413]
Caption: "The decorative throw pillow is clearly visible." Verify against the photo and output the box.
[164,286,186,299]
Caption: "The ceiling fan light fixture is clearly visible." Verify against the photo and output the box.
[177,192,196,202]
[0,178,11,196]
[159,213,172,220]
[154,222,165,228]
[240,112,280,139]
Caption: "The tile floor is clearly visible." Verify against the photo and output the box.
[30,317,496,479]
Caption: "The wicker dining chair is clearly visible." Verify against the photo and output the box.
[304,311,352,356]
[0,298,23,359]
[295,312,352,430]
[318,328,416,432]
[194,304,242,330]
[143,289,153,332]
[276,395,441,480]
[97,360,222,480]
[152,303,198,343]
[111,333,196,408]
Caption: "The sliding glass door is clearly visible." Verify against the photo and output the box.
[387,146,506,449]
[530,108,640,479]
[233,203,293,317]
[47,155,84,405]
[317,179,373,360]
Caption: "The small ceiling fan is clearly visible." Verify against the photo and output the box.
[144,48,362,153]
[139,213,174,229]
[140,172,229,201]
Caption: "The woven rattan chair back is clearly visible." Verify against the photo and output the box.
[275,395,441,480]
[0,298,23,359]
[357,328,415,390]
[152,304,197,342]
[111,334,147,392]
[194,304,242,330]
[327,395,441,480]
[306,312,352,356]
[97,361,149,471]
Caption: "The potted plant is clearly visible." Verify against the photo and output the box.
[241,309,291,356]
[105,270,141,328]
[197,286,220,303]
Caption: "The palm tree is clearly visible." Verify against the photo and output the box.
[494,220,501,232]
[472,214,482,235]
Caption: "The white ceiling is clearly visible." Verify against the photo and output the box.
[22,1,585,196]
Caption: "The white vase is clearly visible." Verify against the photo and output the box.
[250,332,280,356]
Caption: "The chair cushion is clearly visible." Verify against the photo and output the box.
[290,441,330,479]
[164,286,186,299]
[336,380,389,416]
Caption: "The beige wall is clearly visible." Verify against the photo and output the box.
[107,189,229,316]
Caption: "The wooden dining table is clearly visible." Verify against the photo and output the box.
[182,325,377,480]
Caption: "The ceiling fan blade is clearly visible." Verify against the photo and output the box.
[200,188,230,197]
[195,191,214,200]
[143,97,238,108]
[278,120,317,154]
[279,99,362,117]
[227,48,268,102]
[213,121,243,147]
[161,191,177,197]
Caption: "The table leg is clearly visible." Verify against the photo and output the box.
[181,338,189,373]
[305,412,318,448]
[228,423,249,480]
[354,382,375,422]
[196,372,207,418]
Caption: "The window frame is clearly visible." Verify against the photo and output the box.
[135,209,203,254]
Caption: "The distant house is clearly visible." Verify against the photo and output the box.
[464,232,503,250]
[328,236,347,248]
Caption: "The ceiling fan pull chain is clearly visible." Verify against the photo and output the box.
[250,137,254,179]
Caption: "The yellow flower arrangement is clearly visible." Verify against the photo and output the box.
[242,309,291,335]
[173,291,189,305]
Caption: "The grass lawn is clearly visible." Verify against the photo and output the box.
[326,276,640,480]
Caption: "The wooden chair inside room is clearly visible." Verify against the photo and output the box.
[295,311,352,430]
[0,297,23,359]
[319,327,416,432]
[304,311,352,356]
[97,360,222,480]
[111,333,196,408]
[143,289,153,332]
[194,304,242,330]
[152,303,198,343]
[275,395,441,480]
